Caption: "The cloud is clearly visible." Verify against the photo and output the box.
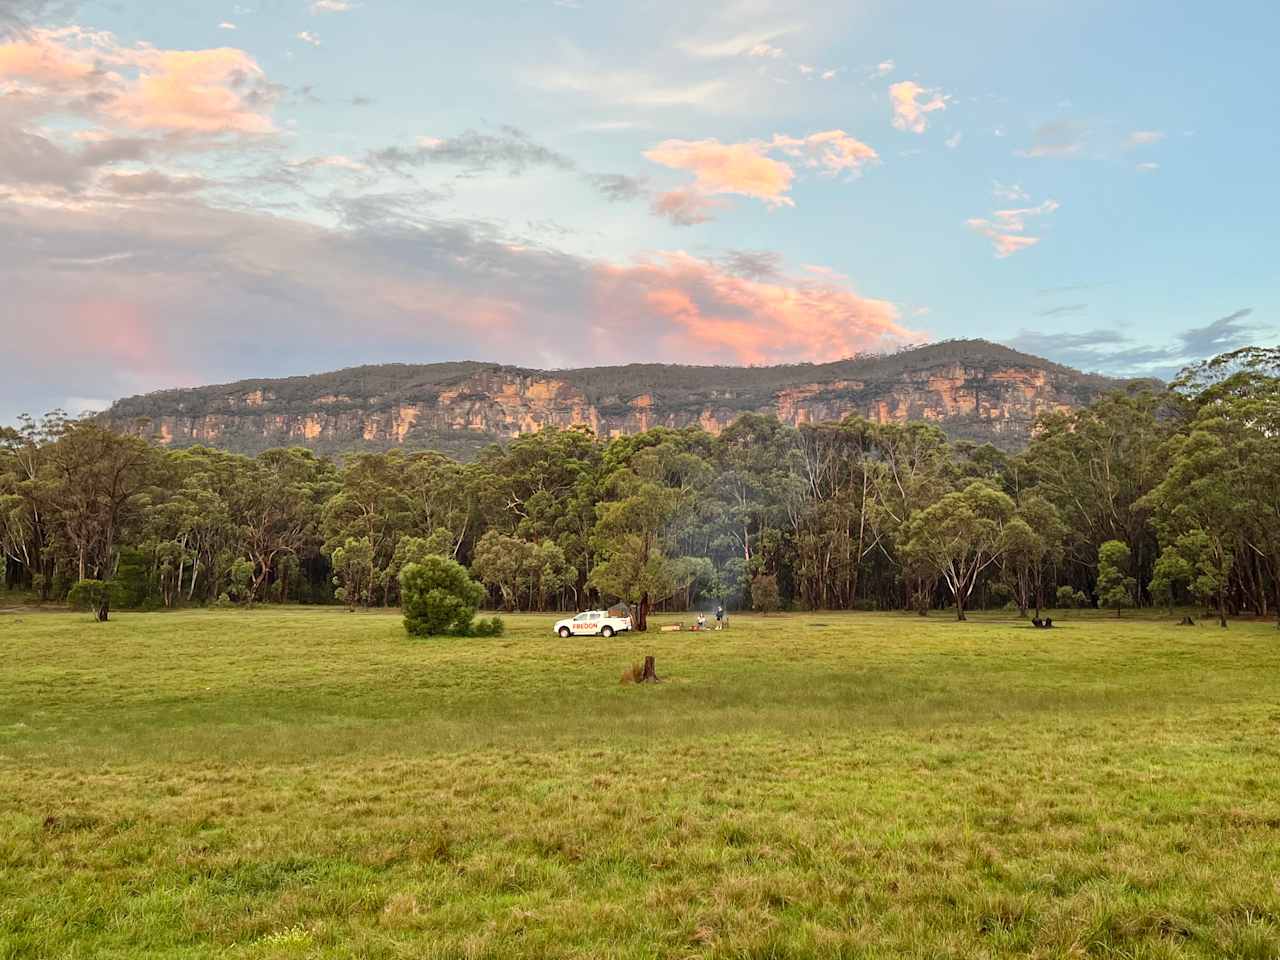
[0,27,278,135]
[1036,303,1088,318]
[967,198,1059,258]
[945,131,962,149]
[871,59,894,78]
[0,0,77,36]
[645,137,795,207]
[889,80,947,134]
[1126,129,1165,147]
[644,130,878,218]
[102,170,209,195]
[678,26,795,59]
[1007,309,1268,379]
[296,31,321,46]
[311,0,354,11]
[524,61,729,108]
[1017,120,1087,158]
[1178,309,1258,357]
[218,21,236,29]
[0,195,921,418]
[770,130,879,176]
[288,153,368,173]
[371,127,574,176]
[1136,161,1159,173]
[651,187,724,225]
[586,172,648,203]
[722,249,782,280]
[992,181,1028,202]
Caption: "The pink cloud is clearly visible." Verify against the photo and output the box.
[651,187,725,226]
[889,80,948,134]
[0,27,276,136]
[770,130,879,176]
[644,138,795,207]
[595,252,919,364]
[109,48,275,134]
[966,198,1059,258]
[644,130,878,222]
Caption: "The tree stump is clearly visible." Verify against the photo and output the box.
[1178,615,1196,626]
[640,656,659,683]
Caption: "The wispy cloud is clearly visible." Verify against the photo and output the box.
[1007,308,1265,378]
[370,127,573,176]
[1126,129,1165,148]
[311,0,355,11]
[1036,303,1088,318]
[1017,120,1087,158]
[967,198,1059,257]
[678,26,796,59]
[296,31,321,46]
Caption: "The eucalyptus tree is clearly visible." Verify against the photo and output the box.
[901,480,1016,620]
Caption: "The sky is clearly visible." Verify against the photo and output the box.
[1,0,1277,423]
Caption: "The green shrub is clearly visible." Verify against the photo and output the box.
[751,574,780,614]
[399,556,487,637]
[67,579,116,622]
[1055,585,1089,609]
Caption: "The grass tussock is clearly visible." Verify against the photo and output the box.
[1,606,1280,957]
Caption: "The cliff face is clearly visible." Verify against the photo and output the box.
[102,341,1144,456]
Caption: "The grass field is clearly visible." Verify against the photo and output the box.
[3,606,1280,959]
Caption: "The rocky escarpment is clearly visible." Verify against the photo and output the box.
[101,341,1149,457]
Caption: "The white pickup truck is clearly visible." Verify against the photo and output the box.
[553,609,632,638]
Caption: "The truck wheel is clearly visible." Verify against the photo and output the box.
[600,625,614,638]
[558,626,571,638]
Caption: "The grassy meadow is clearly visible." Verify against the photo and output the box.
[2,605,1280,959]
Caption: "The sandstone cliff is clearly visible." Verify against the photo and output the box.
[101,341,1147,457]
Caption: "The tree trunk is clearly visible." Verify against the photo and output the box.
[640,655,658,682]
[1218,590,1229,629]
[635,593,650,631]
[96,596,110,622]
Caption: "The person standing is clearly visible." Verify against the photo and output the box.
[715,604,724,629]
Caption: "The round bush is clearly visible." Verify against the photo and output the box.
[399,556,486,637]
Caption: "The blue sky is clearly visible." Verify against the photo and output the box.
[1,0,1276,422]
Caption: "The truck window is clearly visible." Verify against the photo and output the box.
[589,612,601,620]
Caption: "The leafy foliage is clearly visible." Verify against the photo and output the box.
[399,555,488,637]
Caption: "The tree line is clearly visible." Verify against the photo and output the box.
[3,347,1277,628]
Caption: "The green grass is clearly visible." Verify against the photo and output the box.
[2,607,1280,959]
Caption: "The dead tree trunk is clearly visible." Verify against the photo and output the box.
[640,656,658,682]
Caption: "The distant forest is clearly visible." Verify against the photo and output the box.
[4,347,1277,627]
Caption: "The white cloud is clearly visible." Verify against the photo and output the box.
[1126,129,1166,148]
[311,0,355,11]
[296,31,321,46]
[992,181,1029,202]
[679,26,796,59]
[218,21,237,30]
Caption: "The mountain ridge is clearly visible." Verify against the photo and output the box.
[101,339,1155,457]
